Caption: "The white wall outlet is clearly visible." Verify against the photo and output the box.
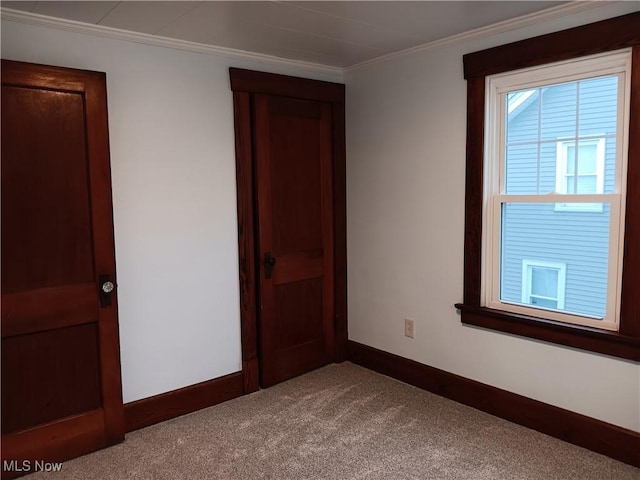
[404,318,415,338]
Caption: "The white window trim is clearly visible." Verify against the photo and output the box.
[520,259,566,310]
[554,137,605,212]
[481,49,631,332]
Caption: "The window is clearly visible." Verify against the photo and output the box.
[555,138,605,211]
[485,51,629,331]
[521,260,566,310]
[457,13,640,361]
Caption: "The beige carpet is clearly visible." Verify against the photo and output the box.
[29,363,639,479]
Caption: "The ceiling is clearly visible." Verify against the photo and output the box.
[2,1,567,68]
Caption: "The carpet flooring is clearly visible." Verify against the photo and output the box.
[28,362,639,479]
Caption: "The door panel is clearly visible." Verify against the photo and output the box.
[276,277,324,348]
[2,86,95,293]
[270,102,323,254]
[1,60,124,476]
[1,324,102,435]
[254,94,335,387]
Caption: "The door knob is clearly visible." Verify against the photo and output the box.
[264,252,277,279]
[98,274,115,307]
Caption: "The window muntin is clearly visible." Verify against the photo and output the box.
[483,50,631,331]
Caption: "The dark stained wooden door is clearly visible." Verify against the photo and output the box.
[1,60,124,475]
[254,94,335,386]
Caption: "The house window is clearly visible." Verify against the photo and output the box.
[457,13,640,361]
[521,260,566,310]
[485,50,629,331]
[555,138,605,212]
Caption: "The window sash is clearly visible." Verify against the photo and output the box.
[485,198,621,330]
[488,52,630,199]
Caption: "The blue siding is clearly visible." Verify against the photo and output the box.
[500,75,618,319]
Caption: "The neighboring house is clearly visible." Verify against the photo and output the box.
[500,75,618,320]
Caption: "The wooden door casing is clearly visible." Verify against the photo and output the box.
[229,68,347,392]
[1,60,124,476]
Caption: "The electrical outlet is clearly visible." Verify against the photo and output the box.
[404,318,415,338]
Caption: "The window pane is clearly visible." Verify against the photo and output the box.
[506,89,539,144]
[531,267,558,297]
[566,175,598,194]
[500,202,609,319]
[505,144,539,194]
[577,144,597,174]
[567,144,598,175]
[566,178,575,194]
[578,76,618,137]
[505,142,557,195]
[566,145,575,173]
[540,82,577,140]
[576,175,597,193]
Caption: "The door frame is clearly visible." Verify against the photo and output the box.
[229,68,347,393]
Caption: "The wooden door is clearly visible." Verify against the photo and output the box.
[254,94,335,387]
[229,68,347,393]
[1,60,124,476]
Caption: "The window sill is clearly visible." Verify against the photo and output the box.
[454,303,640,361]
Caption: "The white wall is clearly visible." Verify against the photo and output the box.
[345,3,640,432]
[1,19,342,403]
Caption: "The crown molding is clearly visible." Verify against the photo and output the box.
[345,1,618,72]
[1,2,629,76]
[0,8,344,77]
